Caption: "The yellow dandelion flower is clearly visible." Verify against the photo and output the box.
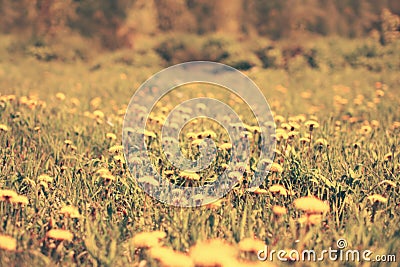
[109,145,124,153]
[64,139,73,146]
[190,239,238,267]
[238,238,265,253]
[274,115,285,124]
[106,133,117,140]
[0,234,17,251]
[367,194,387,204]
[46,229,73,241]
[55,92,66,101]
[113,155,125,163]
[180,171,200,181]
[38,174,53,183]
[272,205,287,216]
[0,124,9,132]
[360,125,372,135]
[314,138,328,147]
[375,90,384,97]
[252,188,268,194]
[219,143,233,150]
[90,97,102,108]
[201,130,217,139]
[281,123,291,131]
[384,153,393,161]
[149,246,194,267]
[288,131,299,138]
[131,231,166,248]
[93,110,104,119]
[6,95,16,102]
[299,137,310,144]
[370,120,379,128]
[186,132,197,140]
[10,194,29,205]
[304,120,319,131]
[144,130,157,138]
[294,196,329,214]
[269,163,283,174]
[379,180,396,188]
[289,121,300,130]
[269,185,288,196]
[0,189,18,201]
[60,205,80,218]
[275,131,288,141]
[296,114,307,123]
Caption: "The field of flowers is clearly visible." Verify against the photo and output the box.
[0,36,399,266]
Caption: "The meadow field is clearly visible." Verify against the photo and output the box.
[0,34,399,267]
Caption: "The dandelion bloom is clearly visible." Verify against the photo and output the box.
[10,195,29,205]
[131,231,166,248]
[370,120,379,128]
[375,90,384,97]
[360,125,372,135]
[179,171,200,181]
[0,124,9,132]
[379,180,396,188]
[201,130,217,139]
[106,133,117,140]
[269,185,288,197]
[384,153,393,161]
[93,110,105,119]
[0,234,17,251]
[46,229,73,241]
[314,138,328,147]
[60,205,80,218]
[238,238,265,253]
[64,139,73,146]
[274,115,285,124]
[113,155,125,163]
[219,143,233,150]
[288,131,299,139]
[294,196,329,214]
[251,188,268,195]
[190,239,238,266]
[275,130,288,141]
[186,132,197,140]
[304,120,319,131]
[55,92,66,101]
[0,189,18,201]
[299,137,310,145]
[38,174,53,183]
[269,163,283,174]
[149,246,194,267]
[367,194,387,204]
[109,145,124,153]
[272,205,287,216]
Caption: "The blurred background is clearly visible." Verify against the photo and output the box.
[0,0,399,70]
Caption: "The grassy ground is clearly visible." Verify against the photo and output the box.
[0,35,399,266]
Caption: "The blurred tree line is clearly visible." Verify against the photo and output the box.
[0,0,399,49]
